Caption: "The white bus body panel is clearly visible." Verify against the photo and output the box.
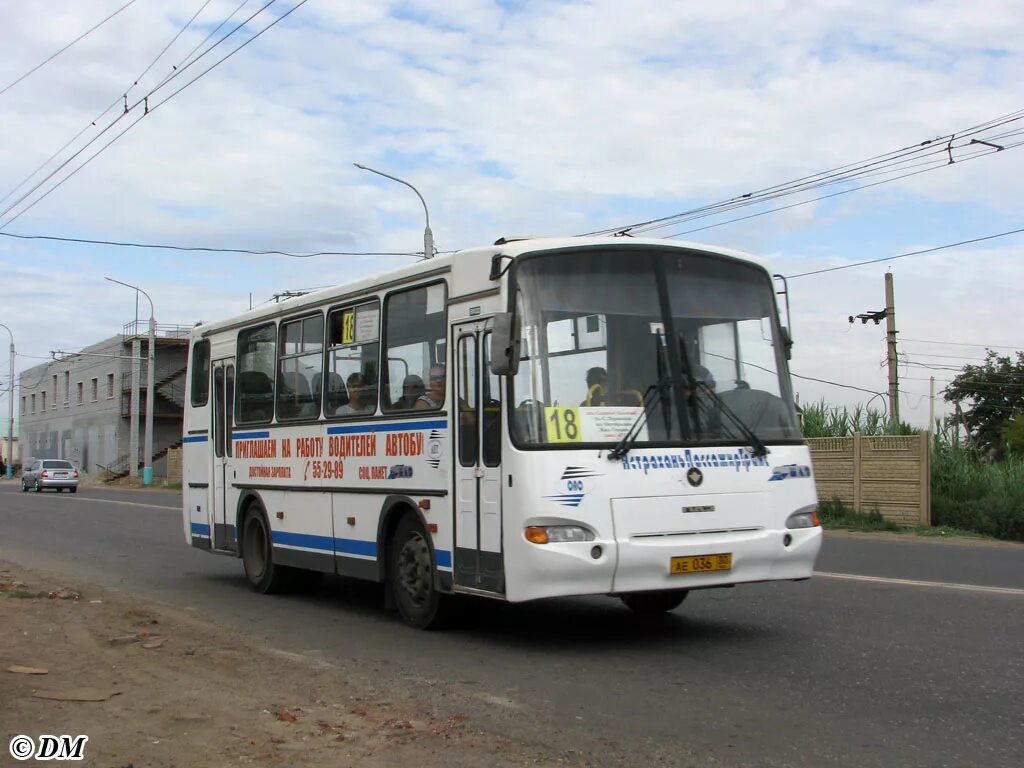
[502,444,821,602]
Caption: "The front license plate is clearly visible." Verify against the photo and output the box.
[670,553,732,575]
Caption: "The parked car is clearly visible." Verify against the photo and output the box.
[21,459,79,493]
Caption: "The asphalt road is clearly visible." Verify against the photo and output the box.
[1,482,1021,768]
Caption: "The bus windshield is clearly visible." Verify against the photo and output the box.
[509,248,801,448]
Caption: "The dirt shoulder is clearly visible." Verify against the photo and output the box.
[0,561,574,768]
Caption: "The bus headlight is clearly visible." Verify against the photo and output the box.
[786,505,821,529]
[524,525,596,544]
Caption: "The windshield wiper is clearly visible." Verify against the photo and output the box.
[694,381,769,459]
[607,377,672,461]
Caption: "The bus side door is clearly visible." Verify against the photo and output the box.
[453,325,504,593]
[211,360,236,552]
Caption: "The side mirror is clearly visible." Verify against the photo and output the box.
[490,312,521,375]
[781,326,793,360]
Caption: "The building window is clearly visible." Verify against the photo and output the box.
[236,323,276,424]
[31,394,36,413]
[52,375,57,409]
[190,340,210,407]
[91,378,98,402]
[41,392,47,410]
[382,283,447,412]
[107,373,114,398]
[64,371,70,406]
[21,396,26,416]
[77,382,83,405]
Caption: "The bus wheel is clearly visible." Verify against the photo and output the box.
[241,508,290,594]
[388,514,451,629]
[620,590,688,615]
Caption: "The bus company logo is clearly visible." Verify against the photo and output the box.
[387,464,414,480]
[426,430,445,468]
[544,466,603,508]
[9,734,88,761]
[769,464,812,481]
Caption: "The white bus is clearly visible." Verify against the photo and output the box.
[182,237,822,628]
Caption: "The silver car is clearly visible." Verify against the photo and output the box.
[21,459,79,493]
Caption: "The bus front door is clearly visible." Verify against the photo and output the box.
[211,360,236,552]
[452,326,504,594]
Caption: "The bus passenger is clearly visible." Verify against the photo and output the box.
[338,372,374,415]
[581,366,608,406]
[415,365,445,410]
[394,374,425,410]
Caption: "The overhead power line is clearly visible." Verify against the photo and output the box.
[0,0,302,229]
[0,231,420,258]
[782,226,1024,279]
[0,0,141,98]
[900,337,1023,350]
[0,0,252,211]
[580,108,1024,238]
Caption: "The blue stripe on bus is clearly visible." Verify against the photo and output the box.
[190,522,211,537]
[266,534,447,565]
[233,431,271,440]
[327,419,447,435]
[183,435,208,444]
[271,531,379,558]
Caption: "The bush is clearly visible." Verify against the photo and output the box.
[930,443,1024,541]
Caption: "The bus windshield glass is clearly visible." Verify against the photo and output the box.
[509,248,801,448]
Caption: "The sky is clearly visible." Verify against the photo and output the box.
[1,0,1023,433]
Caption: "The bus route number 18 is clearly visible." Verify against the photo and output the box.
[545,406,582,444]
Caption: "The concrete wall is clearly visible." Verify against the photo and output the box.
[808,432,931,526]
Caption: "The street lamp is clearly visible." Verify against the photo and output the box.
[105,277,155,486]
[0,322,13,479]
[353,163,434,259]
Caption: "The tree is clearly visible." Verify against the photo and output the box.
[1003,414,1024,457]
[944,350,1024,453]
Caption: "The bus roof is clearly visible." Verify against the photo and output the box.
[194,236,768,338]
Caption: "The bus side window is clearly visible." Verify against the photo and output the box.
[236,323,276,424]
[191,340,210,407]
[482,332,501,467]
[382,283,447,412]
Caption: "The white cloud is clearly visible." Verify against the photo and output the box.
[1,0,1023,427]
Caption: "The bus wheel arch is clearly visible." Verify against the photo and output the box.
[239,497,290,594]
[234,490,264,557]
[377,496,452,629]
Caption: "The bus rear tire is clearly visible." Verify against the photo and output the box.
[620,590,688,615]
[388,513,452,630]
[241,508,291,594]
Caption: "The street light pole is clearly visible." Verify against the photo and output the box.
[0,322,14,479]
[353,163,434,259]
[106,277,156,486]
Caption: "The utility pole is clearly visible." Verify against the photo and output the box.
[928,376,935,432]
[848,272,899,429]
[0,323,14,479]
[884,273,899,429]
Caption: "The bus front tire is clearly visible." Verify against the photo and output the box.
[388,513,452,630]
[620,590,688,615]
[241,509,292,594]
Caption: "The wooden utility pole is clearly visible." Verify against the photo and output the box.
[885,273,899,429]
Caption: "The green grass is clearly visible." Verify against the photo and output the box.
[930,443,1024,541]
[818,497,901,533]
[801,401,917,438]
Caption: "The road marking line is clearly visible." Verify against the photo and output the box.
[815,571,1024,596]
[21,494,179,511]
